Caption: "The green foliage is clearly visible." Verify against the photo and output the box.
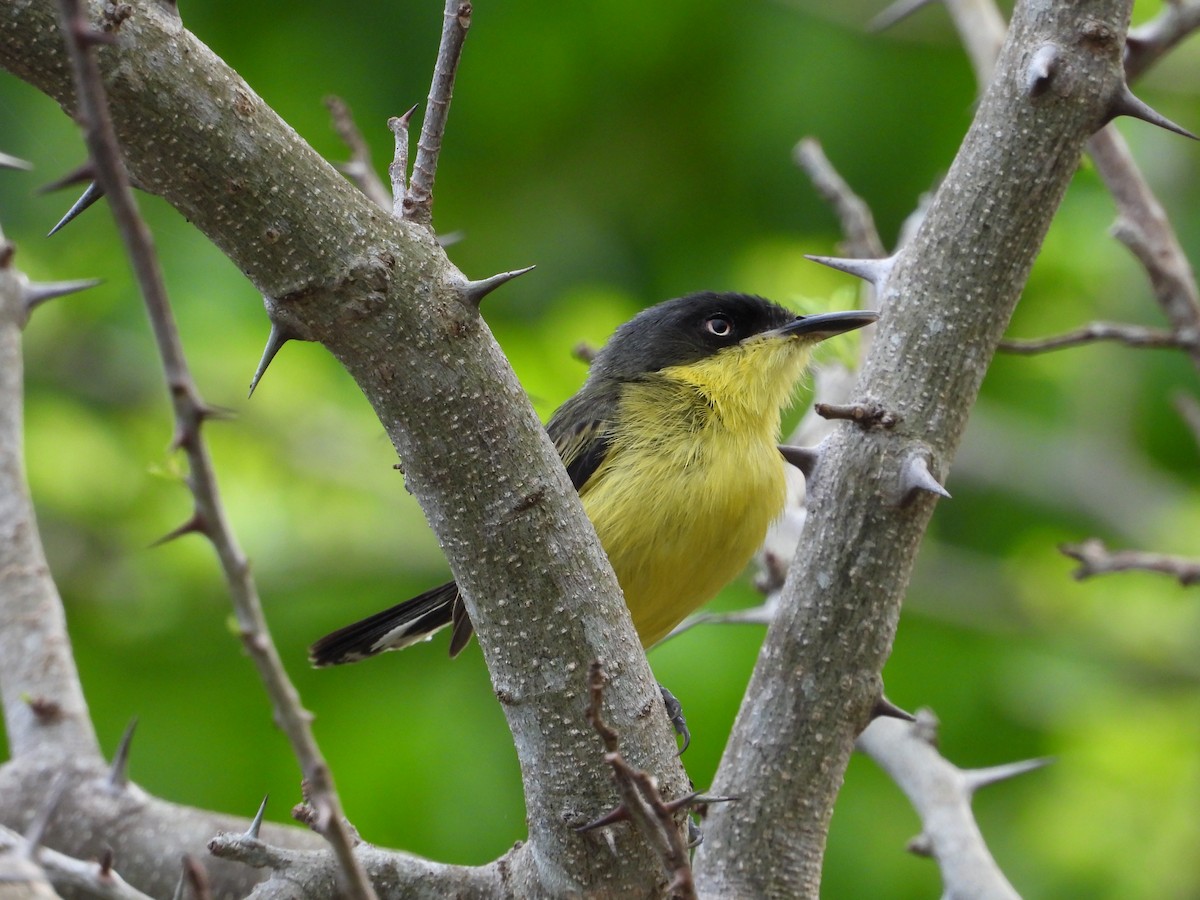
[2,1,1198,895]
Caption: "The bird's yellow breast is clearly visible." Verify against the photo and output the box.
[579,337,811,646]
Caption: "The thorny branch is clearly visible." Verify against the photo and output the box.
[927,0,1200,371]
[582,663,697,900]
[54,1,376,896]
[857,713,1051,900]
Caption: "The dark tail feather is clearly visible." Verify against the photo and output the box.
[309,581,469,666]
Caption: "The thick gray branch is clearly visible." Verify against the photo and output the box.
[0,1,685,895]
[0,250,98,762]
[694,1,1138,896]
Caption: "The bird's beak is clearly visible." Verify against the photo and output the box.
[768,309,879,341]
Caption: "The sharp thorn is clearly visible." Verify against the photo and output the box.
[460,265,536,306]
[0,151,32,170]
[248,321,292,398]
[107,716,139,792]
[172,866,187,900]
[398,103,420,128]
[47,181,105,236]
[871,695,916,722]
[247,794,269,839]
[22,277,102,313]
[779,444,821,479]
[150,512,206,548]
[962,757,1054,794]
[805,253,895,287]
[867,0,938,32]
[574,803,632,833]
[899,453,951,504]
[436,229,464,248]
[39,161,95,194]
[1106,83,1197,140]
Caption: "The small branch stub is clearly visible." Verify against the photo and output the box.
[815,401,900,429]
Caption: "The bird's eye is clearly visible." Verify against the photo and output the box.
[704,315,733,338]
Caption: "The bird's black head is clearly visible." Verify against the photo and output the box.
[589,292,800,382]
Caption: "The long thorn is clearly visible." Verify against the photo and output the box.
[107,716,139,792]
[805,253,896,287]
[872,695,917,722]
[460,265,536,306]
[47,181,105,236]
[248,321,292,398]
[962,757,1054,793]
[1106,83,1197,140]
[22,277,102,314]
[0,151,32,170]
[247,794,269,839]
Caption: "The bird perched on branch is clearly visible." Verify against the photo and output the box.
[310,292,875,738]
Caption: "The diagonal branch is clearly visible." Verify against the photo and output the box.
[695,2,1145,896]
[405,0,472,225]
[325,95,391,212]
[54,2,376,896]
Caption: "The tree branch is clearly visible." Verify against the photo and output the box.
[695,2,1143,895]
[405,0,471,225]
[1061,538,1200,586]
[0,0,686,893]
[325,95,391,212]
[54,1,376,893]
[858,713,1050,900]
[999,320,1198,354]
[0,237,100,764]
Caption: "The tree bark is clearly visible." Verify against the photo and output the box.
[694,0,1137,896]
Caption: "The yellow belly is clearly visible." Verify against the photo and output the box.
[580,398,787,647]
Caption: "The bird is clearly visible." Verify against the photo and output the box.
[310,292,876,689]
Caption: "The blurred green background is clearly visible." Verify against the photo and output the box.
[2,0,1199,896]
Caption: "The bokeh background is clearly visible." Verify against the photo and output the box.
[2,0,1199,896]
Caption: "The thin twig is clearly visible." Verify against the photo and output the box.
[793,137,886,260]
[54,3,377,897]
[999,320,1197,354]
[324,95,390,212]
[1061,538,1200,586]
[406,0,472,225]
[583,663,697,899]
[1126,0,1200,81]
[1088,126,1200,373]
